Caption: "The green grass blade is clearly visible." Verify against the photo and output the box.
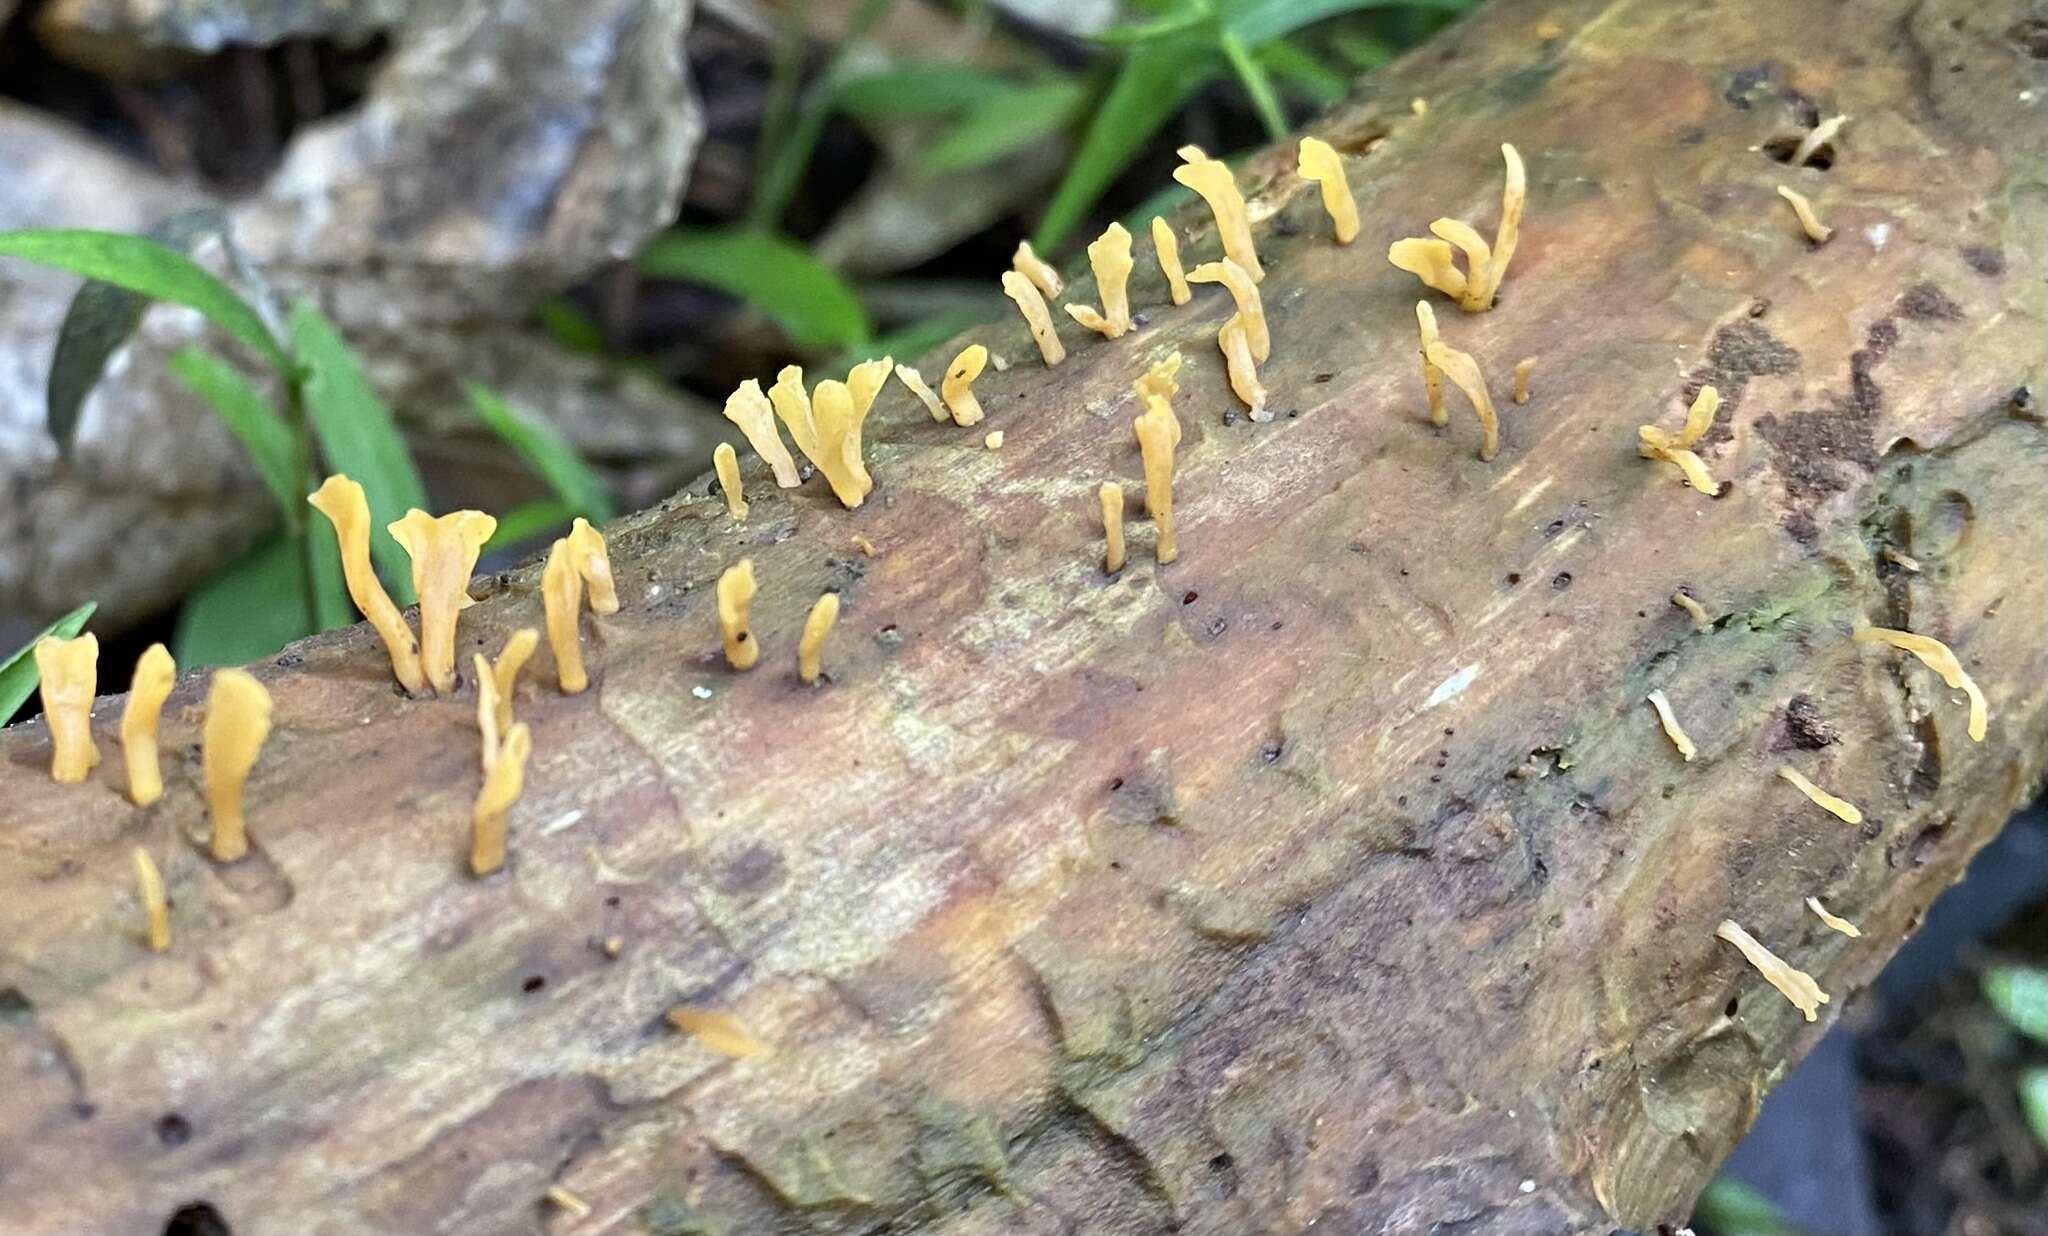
[485,499,576,551]
[288,301,429,605]
[2021,1068,2048,1150]
[167,348,302,525]
[1219,31,1289,139]
[640,227,870,351]
[1691,1176,1802,1236]
[1221,0,1475,46]
[0,602,97,726]
[464,381,614,522]
[835,63,1026,119]
[0,229,286,371]
[173,533,320,668]
[922,80,1087,175]
[1985,965,2048,1043]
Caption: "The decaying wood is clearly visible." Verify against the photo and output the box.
[4,0,2046,1232]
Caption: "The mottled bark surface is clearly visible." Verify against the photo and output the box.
[4,0,2046,1232]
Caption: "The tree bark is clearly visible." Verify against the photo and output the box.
[4,0,2046,1232]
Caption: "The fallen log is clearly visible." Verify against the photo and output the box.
[3,0,2046,1232]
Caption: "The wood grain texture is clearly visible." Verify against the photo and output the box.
[3,0,2046,1232]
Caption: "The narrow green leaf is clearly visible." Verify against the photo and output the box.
[1221,0,1474,47]
[0,229,286,372]
[834,64,1026,119]
[1691,1177,1801,1236]
[167,348,301,524]
[173,534,318,669]
[640,228,870,351]
[305,516,354,633]
[288,300,429,605]
[1258,39,1349,105]
[2020,1068,2048,1151]
[1219,30,1290,139]
[537,298,605,354]
[0,602,97,726]
[486,499,576,551]
[1033,37,1217,252]
[1093,1,1215,45]
[922,80,1087,174]
[1985,965,2048,1044]
[832,306,999,371]
[1329,29,1397,69]
[749,0,892,230]
[464,381,614,522]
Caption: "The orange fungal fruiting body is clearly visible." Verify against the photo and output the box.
[1297,137,1359,244]
[203,668,273,863]
[714,442,748,519]
[472,722,532,876]
[309,475,427,694]
[798,592,840,685]
[1173,145,1263,280]
[718,559,759,671]
[389,508,499,694]
[543,537,588,694]
[34,632,99,783]
[942,345,988,427]
[1001,271,1066,367]
[121,642,176,806]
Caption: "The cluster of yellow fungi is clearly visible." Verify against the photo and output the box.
[1638,384,1723,495]
[1388,143,1524,312]
[1717,920,1829,1022]
[1414,302,1501,460]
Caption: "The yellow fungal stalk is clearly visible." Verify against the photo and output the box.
[1717,919,1829,1021]
[475,653,502,773]
[1219,319,1268,422]
[388,508,499,695]
[942,345,988,427]
[1645,689,1696,761]
[1778,766,1862,824]
[1173,145,1263,281]
[1011,240,1063,301]
[843,356,894,497]
[545,1188,592,1220]
[1001,270,1066,367]
[1777,185,1833,243]
[1134,352,1183,404]
[809,380,871,508]
[1066,223,1136,339]
[1671,591,1713,632]
[309,475,427,695]
[202,669,272,863]
[718,559,758,671]
[33,633,99,784]
[721,379,801,489]
[1151,217,1191,305]
[471,722,531,877]
[1388,143,1524,312]
[1187,258,1268,363]
[666,1006,773,1058]
[1134,394,1182,565]
[1854,626,1988,742]
[120,643,175,806]
[543,537,588,694]
[491,628,538,731]
[568,518,618,615]
[1099,482,1126,573]
[1424,328,1501,460]
[1637,384,1723,495]
[895,363,948,422]
[1415,302,1447,427]
[1806,897,1862,939]
[713,442,749,520]
[768,365,823,473]
[1513,356,1535,405]
[1297,137,1359,244]
[798,592,840,685]
[133,846,169,952]
[1791,113,1847,167]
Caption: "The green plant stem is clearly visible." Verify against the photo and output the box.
[1220,31,1289,139]
[747,0,893,232]
[284,372,318,627]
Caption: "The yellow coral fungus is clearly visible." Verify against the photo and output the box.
[1151,217,1191,306]
[133,846,169,952]
[1297,137,1359,244]
[1424,330,1501,460]
[471,722,531,876]
[895,363,948,422]
[1854,626,1987,741]
[1389,144,1524,312]
[1778,766,1862,824]
[714,442,748,520]
[1001,270,1066,367]
[798,592,840,685]
[1011,239,1063,300]
[1066,222,1135,339]
[203,669,272,863]
[388,508,498,695]
[1415,301,1447,426]
[1671,591,1713,632]
[941,344,988,427]
[121,643,175,806]
[1099,481,1126,573]
[1717,919,1829,1021]
[33,632,98,783]
[666,1006,773,1058]
[809,379,872,508]
[1513,356,1535,405]
[1637,385,1723,495]
[1173,145,1263,281]
[543,538,588,694]
[1186,258,1268,363]
[1134,352,1183,404]
[474,652,501,773]
[309,475,426,694]
[768,365,823,469]
[1134,395,1182,565]
[491,628,538,732]
[1791,114,1847,167]
[545,1188,591,1221]
[721,379,801,489]
[568,517,617,616]
[984,431,1004,449]
[1806,897,1862,939]
[718,559,758,671]
[1219,318,1268,422]
[1645,689,1696,761]
[1777,185,1833,243]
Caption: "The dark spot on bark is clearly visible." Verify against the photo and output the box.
[1505,572,1522,585]
[163,1203,231,1236]
[2012,386,2038,420]
[1108,778,1124,791]
[1132,312,1150,328]
[1222,408,1241,427]
[157,1112,193,1146]
[1962,245,2006,276]
[1783,511,1819,544]
[1271,214,1300,238]
[1723,63,1781,110]
[1182,590,1198,605]
[0,987,32,1022]
[1551,572,1572,590]
[2009,18,2048,57]
[1724,997,1740,1017]
[522,975,546,993]
[274,652,303,668]
[1685,320,1800,445]
[1762,134,1834,169]
[1749,298,1771,318]
[1899,283,1962,321]
[1784,695,1838,748]
[1314,372,1335,383]
[1354,1155,1381,1193]
[1678,126,1706,147]
[1756,317,1896,501]
[716,843,787,896]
